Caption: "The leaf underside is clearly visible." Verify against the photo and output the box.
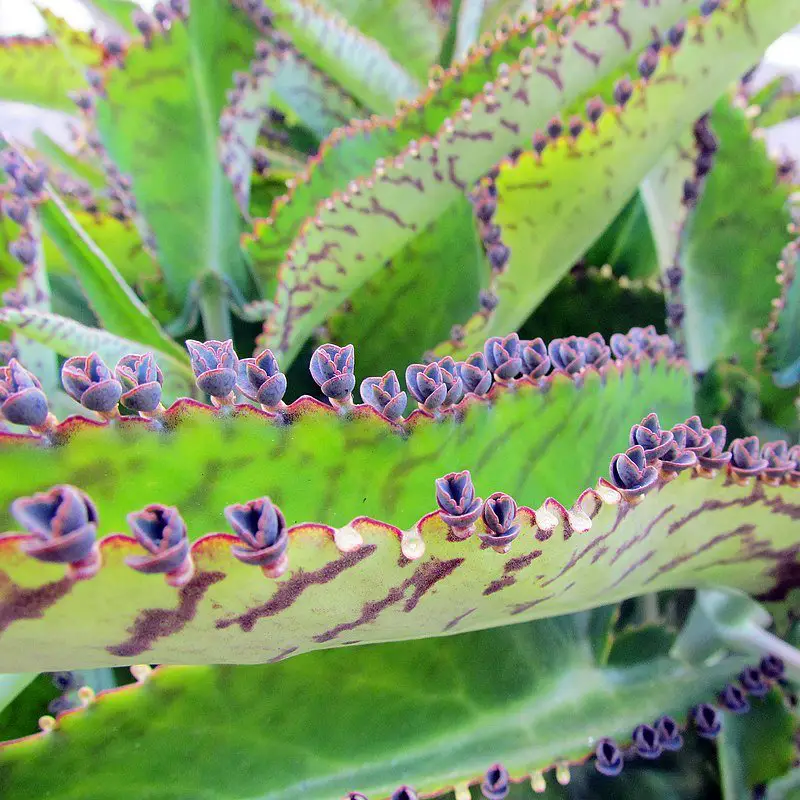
[0,615,755,800]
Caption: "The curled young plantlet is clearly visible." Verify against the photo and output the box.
[406,362,447,414]
[739,666,769,698]
[0,359,55,431]
[632,723,662,760]
[484,333,522,382]
[125,504,193,587]
[680,416,713,455]
[629,413,673,463]
[435,470,482,539]
[310,343,355,409]
[359,371,407,422]
[594,738,624,777]
[10,485,100,579]
[760,654,785,681]
[186,340,238,407]
[609,445,659,503]
[659,425,697,475]
[236,349,287,412]
[390,789,416,800]
[517,338,551,383]
[1,196,30,225]
[481,763,510,800]
[456,353,492,397]
[654,715,683,751]
[729,436,769,482]
[8,236,37,267]
[224,497,288,578]
[760,441,796,485]
[479,492,520,553]
[580,334,611,369]
[115,354,164,417]
[696,423,731,473]
[61,353,122,419]
[548,336,586,376]
[437,357,464,409]
[692,703,722,739]
[718,683,750,714]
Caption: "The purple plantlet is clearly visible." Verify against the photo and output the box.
[132,9,155,42]
[169,0,189,19]
[9,236,37,266]
[586,96,604,126]
[521,337,550,379]
[696,423,732,471]
[719,684,750,714]
[0,359,51,429]
[613,77,633,108]
[594,738,623,777]
[475,197,496,223]
[609,445,659,501]
[680,416,713,454]
[186,339,239,405]
[692,703,722,739]
[682,178,699,207]
[729,436,769,478]
[760,441,795,482]
[532,131,547,158]
[481,763,510,800]
[488,243,510,271]
[360,370,407,421]
[456,352,492,396]
[310,343,356,407]
[629,413,674,463]
[695,150,715,178]
[252,147,271,175]
[568,116,583,140]
[654,715,683,751]
[637,47,659,81]
[481,223,502,245]
[348,795,368,800]
[406,362,447,413]
[152,1,172,26]
[789,445,800,483]
[693,115,718,155]
[699,0,720,16]
[579,333,611,368]
[484,333,522,381]
[115,354,164,416]
[225,497,288,578]
[548,336,586,376]
[70,91,94,113]
[546,116,563,140]
[435,470,482,537]
[659,425,697,474]
[62,353,122,417]
[479,289,499,312]
[391,788,417,800]
[237,349,287,412]
[479,492,520,551]
[632,723,662,759]
[437,357,464,408]
[610,332,637,360]
[760,654,785,681]
[20,164,47,195]
[10,485,100,579]
[125,504,193,587]
[51,671,79,692]
[666,19,686,48]
[739,666,769,698]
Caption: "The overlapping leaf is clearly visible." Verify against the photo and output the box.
[0,614,754,799]
[261,0,800,363]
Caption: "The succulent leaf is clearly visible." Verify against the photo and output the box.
[0,615,754,798]
[263,0,800,363]
[92,1,256,301]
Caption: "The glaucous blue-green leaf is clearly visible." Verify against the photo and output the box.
[262,0,800,363]
[93,2,254,302]
[0,615,751,799]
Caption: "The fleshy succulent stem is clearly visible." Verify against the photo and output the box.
[329,394,355,414]
[97,407,121,422]
[29,412,59,435]
[211,392,236,408]
[139,403,166,421]
[198,275,233,342]
[65,543,102,581]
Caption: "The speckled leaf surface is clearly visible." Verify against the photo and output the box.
[93,3,254,301]
[319,0,443,83]
[245,0,700,311]
[261,0,800,363]
[326,195,488,378]
[0,35,96,112]
[670,101,793,374]
[0,618,750,800]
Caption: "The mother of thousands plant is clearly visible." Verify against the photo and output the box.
[0,0,798,797]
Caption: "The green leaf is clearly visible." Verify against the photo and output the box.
[607,624,676,667]
[718,689,796,799]
[0,675,36,717]
[30,131,105,192]
[766,768,800,800]
[0,308,193,395]
[0,616,750,799]
[93,4,255,302]
[262,0,800,363]
[644,100,794,374]
[326,194,488,378]
[268,0,422,115]
[0,35,95,112]
[760,236,800,388]
[318,0,444,83]
[37,190,188,365]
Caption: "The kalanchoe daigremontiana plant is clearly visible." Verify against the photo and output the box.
[0,0,799,796]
